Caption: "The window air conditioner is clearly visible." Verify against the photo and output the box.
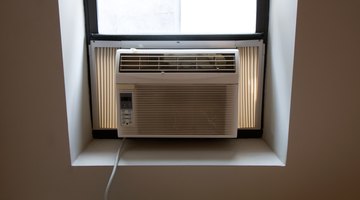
[115,49,239,138]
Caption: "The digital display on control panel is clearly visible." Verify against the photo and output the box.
[120,93,132,109]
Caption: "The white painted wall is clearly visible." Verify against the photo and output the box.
[1,0,360,200]
[263,0,298,163]
[58,0,92,162]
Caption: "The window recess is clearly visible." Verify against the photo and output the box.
[83,0,269,138]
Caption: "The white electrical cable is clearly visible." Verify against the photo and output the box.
[104,138,126,200]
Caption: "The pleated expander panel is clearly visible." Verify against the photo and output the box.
[94,47,117,129]
[238,46,260,128]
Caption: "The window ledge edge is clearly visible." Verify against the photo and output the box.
[72,138,284,167]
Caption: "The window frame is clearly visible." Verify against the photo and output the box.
[84,0,270,44]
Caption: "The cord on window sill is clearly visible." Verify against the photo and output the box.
[104,138,127,200]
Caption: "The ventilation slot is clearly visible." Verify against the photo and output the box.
[119,53,236,72]
[238,46,260,128]
[94,47,117,129]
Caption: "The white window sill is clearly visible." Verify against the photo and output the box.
[72,138,284,166]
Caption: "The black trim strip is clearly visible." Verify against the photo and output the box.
[237,129,263,138]
[90,33,264,42]
[83,0,96,125]
[92,129,118,139]
[84,0,98,44]
[256,0,270,42]
[92,129,262,139]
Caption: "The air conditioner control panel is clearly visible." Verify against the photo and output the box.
[120,93,133,126]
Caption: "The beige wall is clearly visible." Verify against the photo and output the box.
[0,0,359,200]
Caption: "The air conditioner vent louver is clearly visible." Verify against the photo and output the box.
[119,53,236,72]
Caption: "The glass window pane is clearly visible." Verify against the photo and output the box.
[97,0,256,35]
[181,0,257,34]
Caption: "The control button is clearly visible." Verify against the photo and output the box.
[120,108,132,126]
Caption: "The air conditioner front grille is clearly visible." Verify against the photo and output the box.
[119,53,236,72]
[118,85,237,137]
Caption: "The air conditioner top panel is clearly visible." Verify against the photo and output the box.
[116,49,239,73]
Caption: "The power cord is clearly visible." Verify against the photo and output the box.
[104,138,127,200]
